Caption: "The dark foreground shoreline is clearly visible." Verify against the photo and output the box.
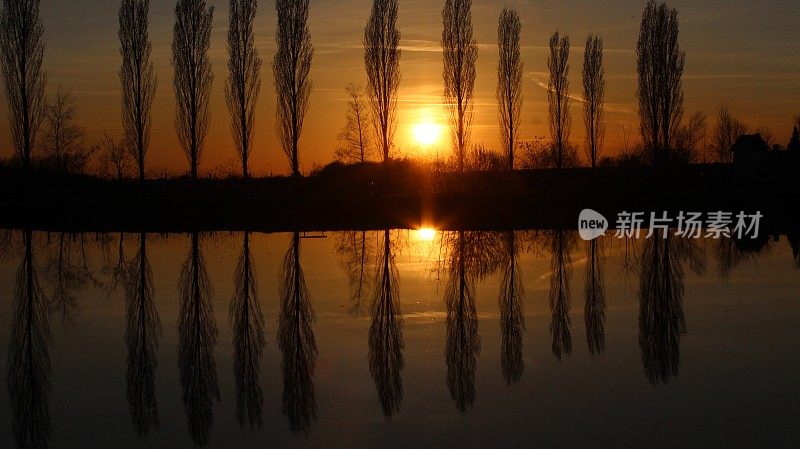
[1,163,799,233]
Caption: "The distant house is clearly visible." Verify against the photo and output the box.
[732,134,770,166]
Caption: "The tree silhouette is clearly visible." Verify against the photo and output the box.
[172,0,214,180]
[99,131,132,180]
[335,230,375,315]
[177,232,219,445]
[637,0,685,166]
[444,231,480,412]
[7,230,51,449]
[712,104,747,163]
[229,232,266,428]
[584,239,606,354]
[715,236,762,279]
[226,0,261,178]
[101,232,128,292]
[124,233,161,436]
[496,8,523,170]
[335,84,373,163]
[787,125,800,153]
[368,230,404,418]
[40,88,95,173]
[582,34,605,168]
[44,233,98,323]
[673,111,706,163]
[498,231,524,384]
[638,236,686,385]
[442,0,478,172]
[0,0,47,170]
[277,232,317,433]
[364,0,400,162]
[274,0,313,177]
[549,230,573,360]
[119,0,156,182]
[547,32,571,169]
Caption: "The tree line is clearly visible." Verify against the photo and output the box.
[1,0,797,180]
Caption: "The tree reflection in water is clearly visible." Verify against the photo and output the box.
[124,233,161,436]
[638,235,704,385]
[7,230,51,449]
[278,232,317,433]
[368,229,404,418]
[584,238,606,355]
[177,232,219,446]
[230,231,266,429]
[440,230,507,410]
[549,230,574,360]
[498,231,524,384]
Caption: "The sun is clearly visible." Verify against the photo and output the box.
[412,122,442,146]
[414,227,437,241]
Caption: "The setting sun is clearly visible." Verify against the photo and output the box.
[414,227,438,241]
[412,122,443,146]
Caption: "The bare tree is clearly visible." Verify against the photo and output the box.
[274,0,313,177]
[230,232,265,428]
[99,131,131,180]
[639,236,686,385]
[226,0,261,178]
[172,0,214,180]
[637,0,685,166]
[0,0,47,169]
[364,0,401,162]
[673,111,706,163]
[549,230,573,359]
[335,84,372,163]
[442,0,478,172]
[178,232,219,445]
[7,230,51,449]
[547,32,571,169]
[584,239,605,354]
[119,0,156,182]
[335,230,375,315]
[498,231,524,383]
[712,104,747,163]
[444,231,480,412]
[368,230,403,417]
[496,8,522,170]
[278,232,317,433]
[124,233,160,436]
[40,88,95,173]
[582,34,605,168]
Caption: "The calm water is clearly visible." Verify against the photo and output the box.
[0,229,798,448]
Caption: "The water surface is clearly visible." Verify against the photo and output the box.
[0,229,798,448]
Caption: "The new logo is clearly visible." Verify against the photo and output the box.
[578,209,608,240]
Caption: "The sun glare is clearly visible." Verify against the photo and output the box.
[412,122,442,146]
[415,227,437,241]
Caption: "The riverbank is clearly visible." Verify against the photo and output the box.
[1,161,798,232]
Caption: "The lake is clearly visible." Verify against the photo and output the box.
[0,229,798,448]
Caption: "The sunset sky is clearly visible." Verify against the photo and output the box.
[0,0,798,175]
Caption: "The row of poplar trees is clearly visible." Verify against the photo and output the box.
[0,0,684,178]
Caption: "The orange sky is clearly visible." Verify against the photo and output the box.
[1,0,798,176]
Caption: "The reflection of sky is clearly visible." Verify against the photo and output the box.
[0,230,799,447]
[1,1,798,174]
